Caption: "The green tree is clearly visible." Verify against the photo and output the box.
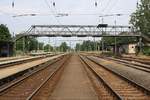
[0,24,12,41]
[101,32,137,46]
[38,42,44,50]
[130,0,150,36]
[16,37,40,52]
[28,38,38,51]
[59,42,69,52]
[79,41,95,51]
[75,40,101,52]
[16,38,23,51]
[75,43,81,51]
[44,44,53,52]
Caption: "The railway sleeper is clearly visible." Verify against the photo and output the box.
[86,56,150,95]
[0,56,63,89]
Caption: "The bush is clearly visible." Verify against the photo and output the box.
[143,46,150,56]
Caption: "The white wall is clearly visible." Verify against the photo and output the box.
[128,44,136,54]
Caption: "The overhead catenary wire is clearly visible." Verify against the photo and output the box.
[44,0,62,25]
[100,0,112,12]
[12,12,131,17]
[11,0,128,18]
[104,0,120,13]
[99,13,130,17]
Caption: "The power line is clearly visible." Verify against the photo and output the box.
[10,0,131,20]
[99,13,130,17]
[104,0,120,13]
[101,0,112,12]
[44,0,62,25]
[12,12,132,18]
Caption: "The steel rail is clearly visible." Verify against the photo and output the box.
[96,56,150,73]
[79,55,123,100]
[107,57,150,69]
[0,56,63,93]
[119,57,150,65]
[26,55,70,100]
[86,56,150,94]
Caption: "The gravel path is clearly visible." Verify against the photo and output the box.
[49,54,98,100]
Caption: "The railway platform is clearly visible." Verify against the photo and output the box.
[0,54,65,80]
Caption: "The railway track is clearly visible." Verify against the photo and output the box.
[80,55,150,100]
[0,54,69,100]
[27,55,70,100]
[111,56,150,66]
[0,54,57,87]
[79,55,116,100]
[107,57,150,73]
[94,55,150,73]
[121,56,150,65]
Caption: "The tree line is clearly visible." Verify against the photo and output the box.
[130,0,150,38]
[16,38,71,53]
[0,0,149,55]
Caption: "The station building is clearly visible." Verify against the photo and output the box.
[109,43,137,55]
[121,43,137,54]
[0,41,14,57]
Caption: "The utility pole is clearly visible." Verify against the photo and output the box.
[139,36,142,54]
[54,37,57,54]
[69,40,71,52]
[101,17,104,53]
[37,37,39,52]
[114,20,117,56]
[22,37,25,55]
[13,32,16,56]
[93,37,96,51]
[49,37,51,52]
[96,40,98,51]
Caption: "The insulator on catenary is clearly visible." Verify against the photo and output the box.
[95,2,97,7]
[12,1,14,8]
[53,2,55,7]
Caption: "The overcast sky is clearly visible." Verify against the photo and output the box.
[0,0,138,47]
